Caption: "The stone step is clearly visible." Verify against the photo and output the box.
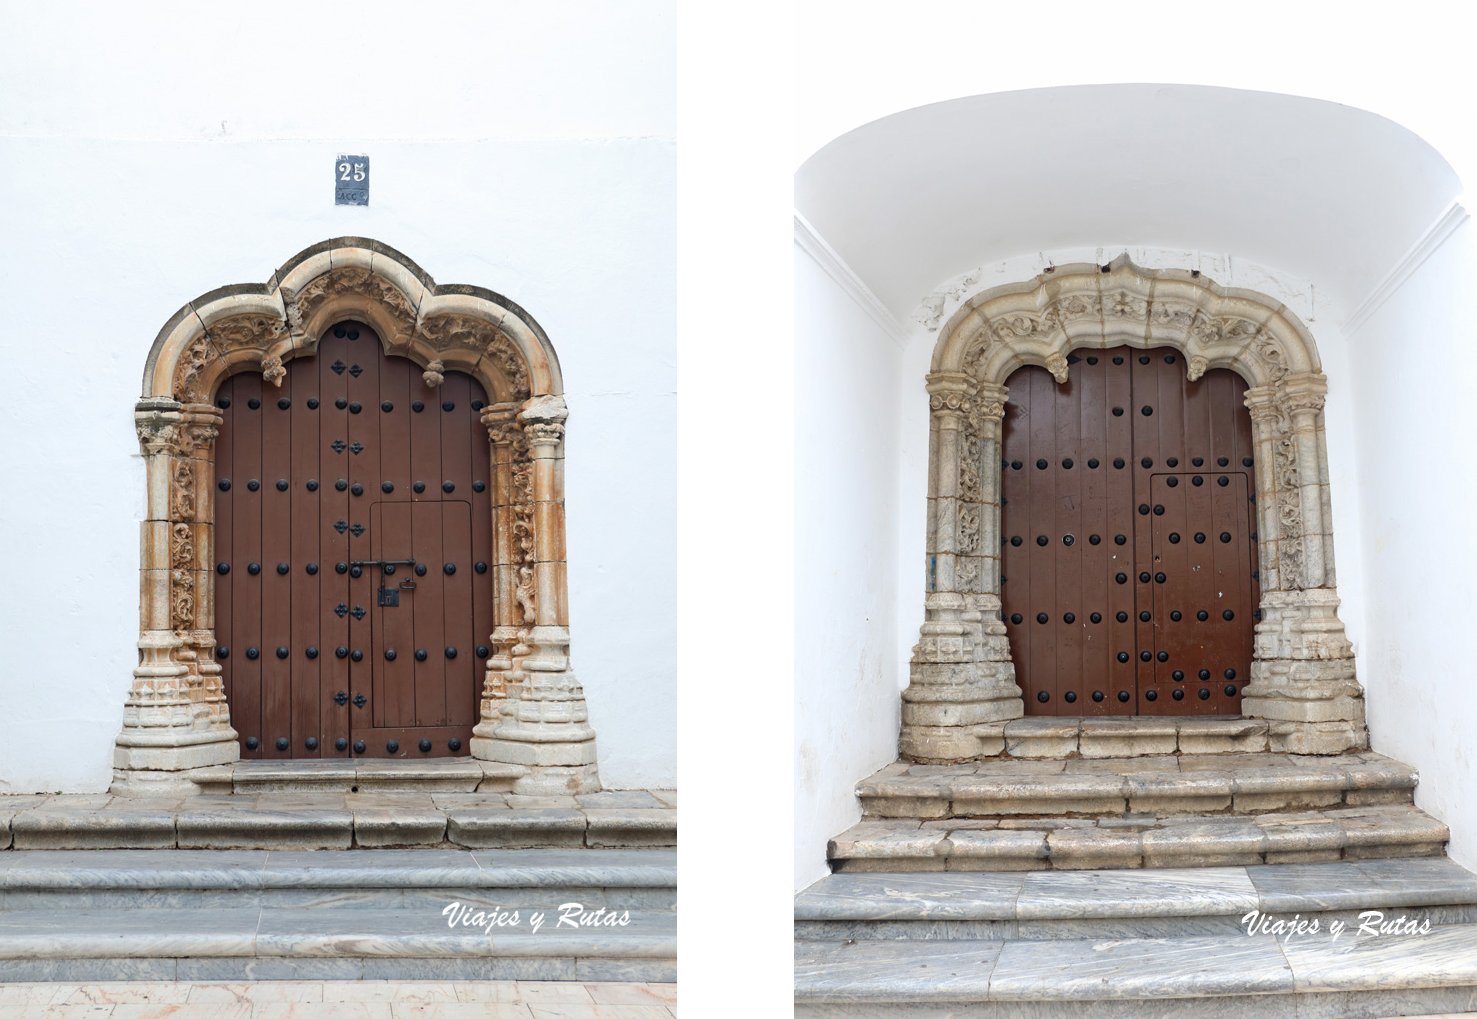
[0,848,676,911]
[0,903,676,983]
[794,925,1477,1017]
[982,716,1275,758]
[0,790,676,851]
[829,803,1449,871]
[190,758,529,795]
[796,857,1477,941]
[859,752,1416,820]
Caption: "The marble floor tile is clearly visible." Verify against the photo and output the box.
[795,940,1001,1000]
[514,983,594,1003]
[1281,923,1477,991]
[584,984,676,1006]
[110,1005,252,1018]
[527,1006,672,1019]
[60,983,194,1004]
[794,871,1026,920]
[183,981,323,1002]
[252,1006,393,1019]
[1015,866,1257,918]
[389,1005,532,1018]
[319,982,460,1003]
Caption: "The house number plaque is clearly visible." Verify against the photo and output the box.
[335,155,369,206]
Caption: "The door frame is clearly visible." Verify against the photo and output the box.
[902,256,1367,761]
[117,238,600,795]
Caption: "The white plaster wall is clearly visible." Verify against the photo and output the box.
[1345,219,1477,870]
[0,2,675,791]
[794,240,902,890]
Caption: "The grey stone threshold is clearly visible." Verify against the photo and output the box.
[0,956,676,983]
[192,758,528,795]
[970,716,1274,759]
[859,752,1416,820]
[796,858,1477,941]
[0,790,676,851]
[830,804,1448,872]
[795,925,1477,1007]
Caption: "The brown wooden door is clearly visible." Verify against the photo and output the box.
[999,346,1258,716]
[214,321,493,758]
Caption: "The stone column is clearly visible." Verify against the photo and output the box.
[113,398,240,795]
[1239,375,1367,754]
[471,395,600,793]
[900,374,1024,762]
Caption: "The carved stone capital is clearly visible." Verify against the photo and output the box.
[1044,352,1069,384]
[1279,372,1329,415]
[135,398,184,456]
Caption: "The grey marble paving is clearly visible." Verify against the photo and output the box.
[795,940,1001,1001]
[1015,867,1257,918]
[1281,922,1477,991]
[988,932,1294,999]
[0,907,259,958]
[794,872,1026,921]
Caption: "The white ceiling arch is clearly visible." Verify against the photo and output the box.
[796,84,1462,328]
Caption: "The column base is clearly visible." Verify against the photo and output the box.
[899,660,1024,763]
[470,669,601,794]
[110,732,240,797]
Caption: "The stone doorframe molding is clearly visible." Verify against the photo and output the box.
[902,255,1367,761]
[119,237,599,796]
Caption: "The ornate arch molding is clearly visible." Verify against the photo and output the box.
[902,256,1366,762]
[118,238,599,796]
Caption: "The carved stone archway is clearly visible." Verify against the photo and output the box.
[902,256,1367,761]
[118,238,599,795]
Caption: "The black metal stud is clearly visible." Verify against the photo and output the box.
[1036,612,1048,624]
[347,328,359,340]
[1243,457,1254,467]
[1037,691,1050,703]
[335,398,348,409]
[1167,457,1179,467]
[335,603,349,617]
[474,561,488,573]
[476,645,490,658]
[1153,504,1165,516]
[306,563,319,575]
[1010,536,1022,547]
[1172,670,1185,681]
[275,646,289,659]
[444,563,456,575]
[1192,457,1204,467]
[413,481,426,493]
[1155,572,1167,583]
[1118,690,1131,702]
[354,740,366,753]
[1036,535,1048,546]
[334,326,347,338]
[1225,684,1238,696]
[381,401,394,412]
[1173,689,1185,700]
[1197,610,1209,621]
[1198,688,1211,700]
[385,649,397,661]
[1218,476,1230,487]
[1118,652,1130,663]
[1141,458,1154,469]
[219,479,231,492]
[415,563,427,577]
[473,480,487,493]
[1223,610,1235,621]
[336,479,348,492]
[246,736,259,750]
[1138,504,1150,515]
[1062,458,1074,469]
[1217,456,1229,467]
[1170,610,1182,621]
[1064,691,1077,703]
[308,398,320,410]
[1116,611,1129,622]
[307,479,320,491]
[1113,356,1124,365]
[276,736,289,750]
[1145,689,1158,701]
[1199,668,1211,680]
[1225,668,1237,679]
[1169,533,1181,544]
[1112,407,1125,417]
[449,738,462,751]
[1140,650,1152,662]
[1139,571,1151,583]
[351,606,365,619]
[413,401,425,412]
[382,482,394,493]
[415,648,428,661]
[442,401,455,412]
[217,562,230,575]
[218,398,230,409]
[442,481,455,493]
[349,402,362,414]
[336,738,348,751]
[1157,650,1169,662]
[472,400,486,411]
[1191,475,1204,487]
[1089,534,1101,545]
[248,562,261,575]
[218,646,230,658]
[1010,613,1023,624]
[1116,572,1128,584]
[1087,356,1098,365]
[1090,612,1102,624]
[306,737,319,750]
[1167,477,1179,488]
[445,646,458,659]
[1142,406,1153,416]
[1113,458,1126,469]
[336,562,348,574]
[336,646,348,658]
[278,398,291,410]
[306,646,318,659]
[275,562,288,575]
[1088,458,1100,469]
[1140,611,1151,622]
[1036,458,1048,470]
[420,739,433,752]
[1194,532,1207,543]
[248,398,261,410]
[1115,534,1127,545]
[1062,535,1075,547]
[247,479,260,492]
[351,483,364,496]
[1011,460,1022,470]
[351,649,363,662]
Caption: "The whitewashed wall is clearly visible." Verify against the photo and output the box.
[794,238,903,889]
[1346,219,1477,872]
[0,1,675,791]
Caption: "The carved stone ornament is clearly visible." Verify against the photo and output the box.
[422,359,446,388]
[261,355,285,388]
[419,314,531,400]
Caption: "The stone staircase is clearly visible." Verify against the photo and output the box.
[0,763,676,983]
[796,718,1477,1017]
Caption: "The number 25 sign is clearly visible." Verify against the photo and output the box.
[335,155,370,206]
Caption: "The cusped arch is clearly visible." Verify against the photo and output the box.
[142,238,562,408]
[933,254,1320,389]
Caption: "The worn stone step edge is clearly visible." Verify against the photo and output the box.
[194,760,530,795]
[829,806,1450,870]
[980,716,1276,759]
[794,925,1477,1003]
[796,858,1477,921]
[0,849,676,890]
[0,956,676,983]
[4,808,677,851]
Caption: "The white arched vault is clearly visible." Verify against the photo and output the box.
[118,237,600,796]
[902,256,1367,761]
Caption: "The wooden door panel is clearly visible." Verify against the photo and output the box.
[1002,345,1257,715]
[215,321,493,758]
